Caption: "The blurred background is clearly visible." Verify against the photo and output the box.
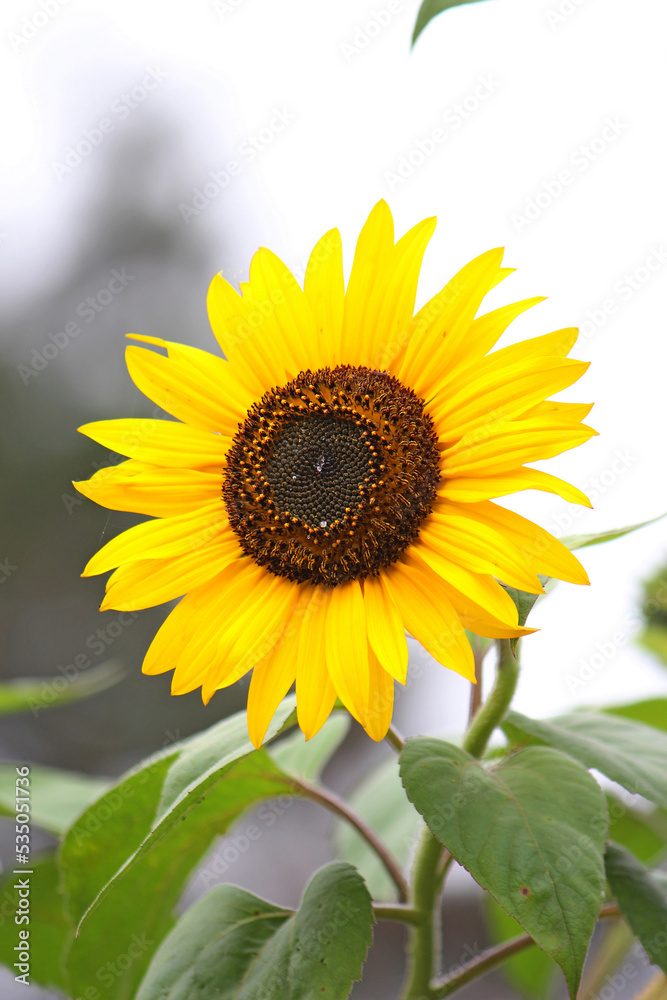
[0,0,666,996]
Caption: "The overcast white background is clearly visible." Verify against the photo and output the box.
[1,0,666,736]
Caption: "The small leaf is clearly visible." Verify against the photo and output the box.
[412,0,492,45]
[502,575,551,648]
[505,710,667,810]
[605,842,667,973]
[0,854,73,992]
[560,514,664,552]
[271,712,350,781]
[485,897,557,999]
[400,739,608,997]
[0,660,124,715]
[0,765,109,834]
[135,863,374,1000]
[336,755,420,901]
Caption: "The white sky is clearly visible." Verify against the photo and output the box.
[1,0,667,732]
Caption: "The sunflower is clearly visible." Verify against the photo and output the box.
[75,202,595,747]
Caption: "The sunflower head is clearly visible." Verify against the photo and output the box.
[75,201,595,747]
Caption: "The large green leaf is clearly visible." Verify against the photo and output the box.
[412,0,492,45]
[0,854,73,992]
[135,863,374,1000]
[61,699,298,1000]
[505,710,667,810]
[335,755,419,901]
[607,795,667,866]
[0,764,109,834]
[400,739,608,998]
[0,660,124,715]
[606,698,667,730]
[560,515,664,552]
[485,897,557,999]
[605,842,667,973]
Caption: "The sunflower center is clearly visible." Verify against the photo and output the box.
[223,365,440,586]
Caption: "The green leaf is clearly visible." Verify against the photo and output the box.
[412,0,492,45]
[336,755,420,901]
[605,698,667,731]
[605,842,667,973]
[505,710,667,810]
[559,514,665,552]
[270,712,350,781]
[135,863,374,1000]
[61,698,298,1000]
[0,764,109,834]
[0,660,124,715]
[639,625,667,668]
[400,739,608,998]
[607,795,667,866]
[0,854,73,992]
[485,897,557,999]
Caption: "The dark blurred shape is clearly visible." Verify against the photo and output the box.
[0,116,246,779]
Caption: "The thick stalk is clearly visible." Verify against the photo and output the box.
[402,825,444,999]
[386,723,406,753]
[463,638,520,759]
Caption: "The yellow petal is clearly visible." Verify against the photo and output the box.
[246,589,311,748]
[101,535,240,611]
[437,467,592,508]
[522,400,594,423]
[423,505,543,593]
[408,541,522,626]
[325,580,369,725]
[441,417,598,478]
[362,575,408,684]
[340,200,395,366]
[464,501,590,585]
[78,418,228,468]
[431,358,590,441]
[125,343,246,435]
[74,461,222,517]
[383,560,475,682]
[404,549,535,640]
[303,228,345,368]
[397,248,512,396]
[365,649,395,742]
[205,275,269,396]
[83,502,225,576]
[296,586,337,740]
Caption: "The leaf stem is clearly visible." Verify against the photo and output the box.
[462,638,520,760]
[373,903,422,925]
[430,903,621,998]
[290,777,409,902]
[386,723,406,753]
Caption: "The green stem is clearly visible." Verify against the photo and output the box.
[290,777,409,902]
[462,638,520,759]
[401,825,444,999]
[373,903,422,926]
[431,904,621,998]
[386,723,406,753]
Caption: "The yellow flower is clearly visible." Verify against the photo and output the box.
[75,202,595,747]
